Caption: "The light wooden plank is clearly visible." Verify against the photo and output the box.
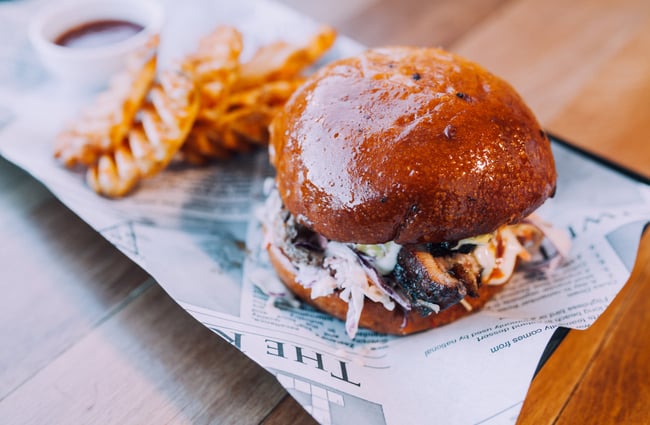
[278,0,377,26]
[0,157,52,222]
[0,284,287,424]
[555,234,650,424]
[0,159,150,399]
[338,0,511,47]
[518,10,650,421]
[261,395,317,425]
[518,235,650,424]
[547,13,650,178]
[452,0,650,128]
[0,156,30,190]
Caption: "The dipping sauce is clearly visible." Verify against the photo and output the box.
[54,20,144,48]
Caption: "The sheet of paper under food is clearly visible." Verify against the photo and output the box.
[1,0,648,424]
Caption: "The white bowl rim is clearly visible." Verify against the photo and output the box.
[28,0,164,60]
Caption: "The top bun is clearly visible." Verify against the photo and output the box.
[270,47,556,245]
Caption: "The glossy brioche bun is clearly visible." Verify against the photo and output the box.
[268,244,504,335]
[270,47,556,245]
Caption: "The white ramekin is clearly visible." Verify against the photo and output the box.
[28,0,164,87]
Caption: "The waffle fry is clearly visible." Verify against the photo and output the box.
[177,26,245,164]
[53,24,337,197]
[220,105,279,146]
[181,123,234,165]
[184,105,279,164]
[184,26,243,122]
[86,70,199,197]
[235,26,336,90]
[225,79,305,110]
[180,26,336,164]
[182,79,302,163]
[54,36,159,168]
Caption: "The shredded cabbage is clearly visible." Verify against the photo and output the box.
[324,242,395,338]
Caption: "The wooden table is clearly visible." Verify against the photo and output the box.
[1,0,648,423]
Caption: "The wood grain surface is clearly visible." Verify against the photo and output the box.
[1,0,648,424]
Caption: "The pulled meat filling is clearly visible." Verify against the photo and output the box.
[263,186,556,338]
[272,202,484,316]
[395,247,482,314]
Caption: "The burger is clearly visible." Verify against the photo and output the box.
[262,46,561,338]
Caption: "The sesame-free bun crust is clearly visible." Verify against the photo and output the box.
[270,47,556,245]
[268,245,504,335]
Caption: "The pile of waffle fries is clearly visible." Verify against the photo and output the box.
[54,25,336,197]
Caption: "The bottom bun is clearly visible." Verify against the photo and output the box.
[268,245,506,336]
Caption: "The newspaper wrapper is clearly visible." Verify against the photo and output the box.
[1,1,649,423]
